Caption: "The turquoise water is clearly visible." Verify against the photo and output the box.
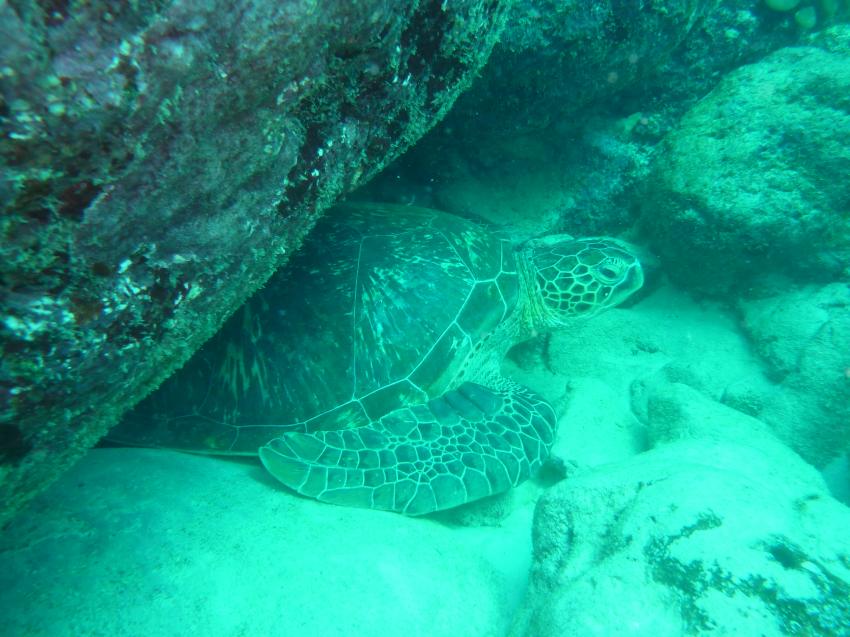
[2,3,850,636]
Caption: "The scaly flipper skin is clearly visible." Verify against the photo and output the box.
[259,382,556,515]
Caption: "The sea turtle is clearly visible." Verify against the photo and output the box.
[112,203,643,515]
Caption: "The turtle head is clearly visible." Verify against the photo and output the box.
[523,235,644,328]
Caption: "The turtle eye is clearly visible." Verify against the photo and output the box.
[596,261,622,283]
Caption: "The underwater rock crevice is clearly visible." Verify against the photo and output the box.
[0,0,511,524]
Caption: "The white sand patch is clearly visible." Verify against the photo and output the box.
[0,448,534,637]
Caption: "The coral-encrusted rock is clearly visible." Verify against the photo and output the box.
[0,0,510,524]
[639,26,850,295]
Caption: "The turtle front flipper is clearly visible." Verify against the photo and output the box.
[258,382,557,515]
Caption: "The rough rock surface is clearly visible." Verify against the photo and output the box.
[444,0,843,144]
[737,281,850,467]
[363,0,720,236]
[640,25,850,294]
[361,0,810,237]
[0,0,510,524]
[0,448,533,636]
[511,385,850,637]
[459,0,719,137]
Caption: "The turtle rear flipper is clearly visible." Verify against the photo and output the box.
[258,382,557,515]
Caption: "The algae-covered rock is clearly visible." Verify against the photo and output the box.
[511,392,850,637]
[640,25,850,294]
[0,0,510,523]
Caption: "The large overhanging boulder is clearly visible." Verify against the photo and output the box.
[0,0,510,524]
